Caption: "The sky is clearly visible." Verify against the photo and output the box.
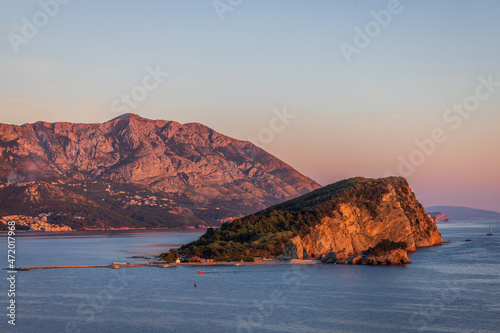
[0,0,499,212]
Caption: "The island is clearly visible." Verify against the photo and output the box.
[427,211,451,223]
[180,176,443,265]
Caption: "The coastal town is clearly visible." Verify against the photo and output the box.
[0,213,73,232]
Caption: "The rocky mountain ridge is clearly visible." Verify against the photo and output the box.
[0,114,320,228]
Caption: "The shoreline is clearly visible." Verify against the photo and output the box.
[2,219,496,233]
[0,227,214,233]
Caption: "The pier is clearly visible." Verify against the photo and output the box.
[7,259,319,271]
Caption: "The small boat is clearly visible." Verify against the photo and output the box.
[487,223,493,236]
[198,270,206,274]
[465,239,472,242]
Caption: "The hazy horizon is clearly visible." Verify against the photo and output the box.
[1,0,499,212]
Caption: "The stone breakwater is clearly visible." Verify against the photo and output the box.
[11,259,320,271]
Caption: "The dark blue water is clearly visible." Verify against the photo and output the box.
[1,222,499,333]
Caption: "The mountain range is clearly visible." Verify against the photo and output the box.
[0,113,320,229]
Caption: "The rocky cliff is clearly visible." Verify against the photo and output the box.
[336,248,411,265]
[279,177,442,262]
[0,114,320,228]
[182,177,443,264]
[427,212,451,223]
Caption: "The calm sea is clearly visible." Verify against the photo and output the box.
[1,222,499,333]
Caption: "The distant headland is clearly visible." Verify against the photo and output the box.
[426,206,500,221]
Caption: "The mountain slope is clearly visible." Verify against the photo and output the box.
[426,206,500,221]
[0,113,320,228]
[181,177,443,263]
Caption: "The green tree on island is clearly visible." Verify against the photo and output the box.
[160,249,179,263]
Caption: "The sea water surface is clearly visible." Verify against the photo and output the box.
[1,222,499,333]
